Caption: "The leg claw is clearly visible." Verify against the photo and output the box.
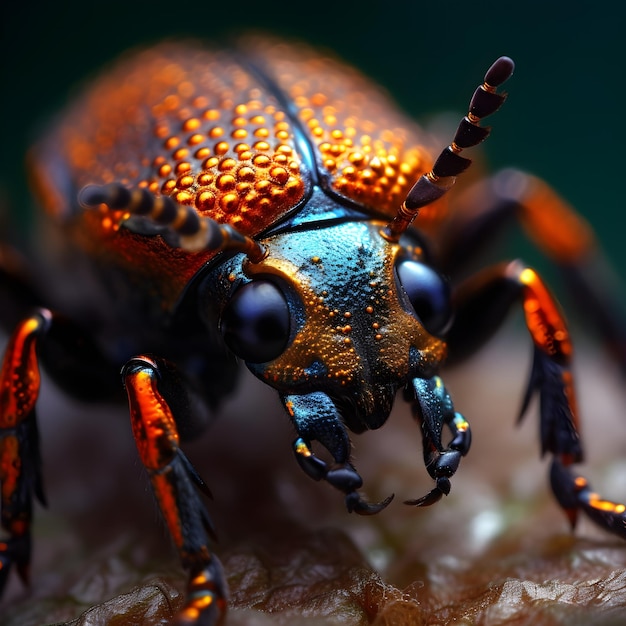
[404,476,451,507]
[346,491,394,515]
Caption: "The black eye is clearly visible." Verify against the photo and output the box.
[220,281,291,363]
[396,260,453,336]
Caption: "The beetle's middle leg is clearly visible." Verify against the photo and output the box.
[122,355,226,625]
[436,169,626,372]
[446,260,626,538]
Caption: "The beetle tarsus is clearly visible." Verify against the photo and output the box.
[174,558,228,626]
[346,491,395,515]
[550,459,626,539]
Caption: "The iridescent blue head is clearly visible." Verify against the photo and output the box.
[208,191,457,513]
[216,198,451,428]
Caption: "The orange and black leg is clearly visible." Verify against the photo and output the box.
[122,356,226,625]
[0,307,120,595]
[438,169,626,372]
[0,309,49,591]
[446,260,626,537]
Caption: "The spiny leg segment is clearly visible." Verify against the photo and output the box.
[0,309,49,591]
[122,356,227,624]
[448,260,626,537]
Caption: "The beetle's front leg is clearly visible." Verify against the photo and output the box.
[284,391,394,515]
[449,260,582,461]
[438,169,626,372]
[447,260,626,537]
[0,310,49,592]
[550,459,626,537]
[122,356,226,625]
[404,376,471,507]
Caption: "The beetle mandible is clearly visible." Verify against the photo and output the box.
[1,36,626,624]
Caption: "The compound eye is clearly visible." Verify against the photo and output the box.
[396,260,453,336]
[220,281,291,363]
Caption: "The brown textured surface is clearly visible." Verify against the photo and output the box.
[2,338,626,625]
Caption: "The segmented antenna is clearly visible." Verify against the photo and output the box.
[78,183,267,262]
[382,56,515,242]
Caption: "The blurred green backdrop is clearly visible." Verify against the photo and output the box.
[1,0,624,282]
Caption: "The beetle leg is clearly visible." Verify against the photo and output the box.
[404,376,471,507]
[0,309,49,592]
[438,169,626,372]
[449,260,582,461]
[447,261,626,537]
[283,392,394,515]
[122,356,227,625]
[550,459,626,537]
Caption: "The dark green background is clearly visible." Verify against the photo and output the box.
[1,1,624,280]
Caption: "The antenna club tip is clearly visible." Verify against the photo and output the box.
[485,56,515,87]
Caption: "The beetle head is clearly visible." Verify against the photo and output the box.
[214,219,451,432]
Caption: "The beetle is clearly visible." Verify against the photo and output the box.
[1,35,626,625]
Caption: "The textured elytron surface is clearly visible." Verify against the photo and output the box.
[32,38,440,234]
[241,36,438,218]
[27,38,443,312]
[32,42,307,236]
